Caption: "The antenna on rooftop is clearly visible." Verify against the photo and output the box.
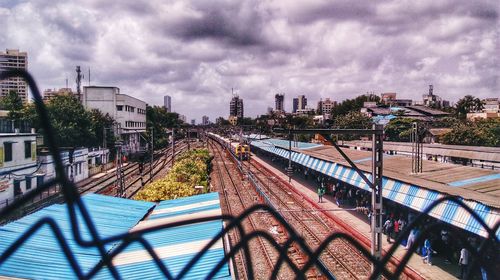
[76,66,84,101]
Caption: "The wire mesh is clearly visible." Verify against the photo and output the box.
[0,69,498,279]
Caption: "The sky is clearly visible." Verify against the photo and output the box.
[1,0,498,122]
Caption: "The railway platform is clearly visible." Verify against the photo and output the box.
[251,153,464,280]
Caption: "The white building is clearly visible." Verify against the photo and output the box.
[0,49,28,102]
[38,148,90,184]
[164,95,172,112]
[82,86,147,154]
[0,132,40,206]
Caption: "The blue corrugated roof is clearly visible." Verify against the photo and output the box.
[253,138,321,150]
[0,194,155,279]
[1,192,231,279]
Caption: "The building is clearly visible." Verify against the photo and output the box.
[0,49,28,102]
[164,95,171,112]
[82,86,146,154]
[467,98,500,120]
[317,98,337,118]
[190,119,196,125]
[362,103,450,125]
[228,116,238,126]
[202,115,209,126]
[295,108,316,116]
[421,85,450,108]
[179,114,187,123]
[229,95,244,119]
[380,93,412,107]
[42,88,74,102]
[275,93,285,112]
[38,148,90,184]
[0,132,40,206]
[293,95,307,113]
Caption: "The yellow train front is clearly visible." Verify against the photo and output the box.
[231,142,250,160]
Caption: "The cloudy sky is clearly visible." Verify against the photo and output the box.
[1,0,498,122]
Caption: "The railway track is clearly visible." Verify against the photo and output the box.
[247,159,372,279]
[209,139,324,279]
[78,141,188,198]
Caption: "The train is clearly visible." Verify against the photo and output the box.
[208,132,250,160]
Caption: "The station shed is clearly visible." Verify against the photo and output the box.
[251,138,500,240]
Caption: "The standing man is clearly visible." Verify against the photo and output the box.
[459,246,469,279]
[422,237,433,265]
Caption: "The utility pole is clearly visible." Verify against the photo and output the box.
[371,124,384,271]
[172,128,176,167]
[150,128,154,180]
[288,130,293,182]
[115,142,125,197]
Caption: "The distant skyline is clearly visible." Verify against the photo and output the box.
[1,0,498,121]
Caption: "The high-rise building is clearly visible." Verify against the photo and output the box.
[202,115,209,125]
[229,95,244,118]
[164,95,172,112]
[191,119,196,125]
[293,95,307,113]
[275,94,285,112]
[179,114,187,123]
[0,49,28,102]
[317,98,337,118]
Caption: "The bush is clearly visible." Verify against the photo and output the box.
[134,148,213,201]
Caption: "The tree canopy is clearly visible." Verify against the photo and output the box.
[330,94,380,118]
[454,95,484,119]
[146,105,184,149]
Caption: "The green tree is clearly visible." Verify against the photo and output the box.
[88,109,115,148]
[384,118,420,142]
[0,90,24,121]
[146,105,183,149]
[47,95,94,147]
[454,95,484,119]
[334,111,372,129]
[441,119,500,147]
[330,94,380,118]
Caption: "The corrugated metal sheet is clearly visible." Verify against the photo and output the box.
[252,139,500,240]
[98,192,231,280]
[0,193,231,280]
[0,194,155,280]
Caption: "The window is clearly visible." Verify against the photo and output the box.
[117,105,123,111]
[14,180,22,196]
[24,141,31,158]
[37,176,44,187]
[26,177,31,190]
[4,142,13,162]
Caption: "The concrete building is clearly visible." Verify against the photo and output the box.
[164,95,171,112]
[0,49,28,102]
[202,115,209,126]
[42,88,74,102]
[191,119,196,125]
[317,98,337,118]
[179,114,187,123]
[82,86,146,154]
[38,148,90,184]
[0,132,39,207]
[229,95,244,119]
[275,93,285,112]
[293,95,307,113]
[467,98,500,120]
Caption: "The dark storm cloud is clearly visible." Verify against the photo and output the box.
[0,0,498,121]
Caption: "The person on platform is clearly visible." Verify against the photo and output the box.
[318,183,325,203]
[458,246,470,279]
[384,218,394,243]
[422,237,433,265]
